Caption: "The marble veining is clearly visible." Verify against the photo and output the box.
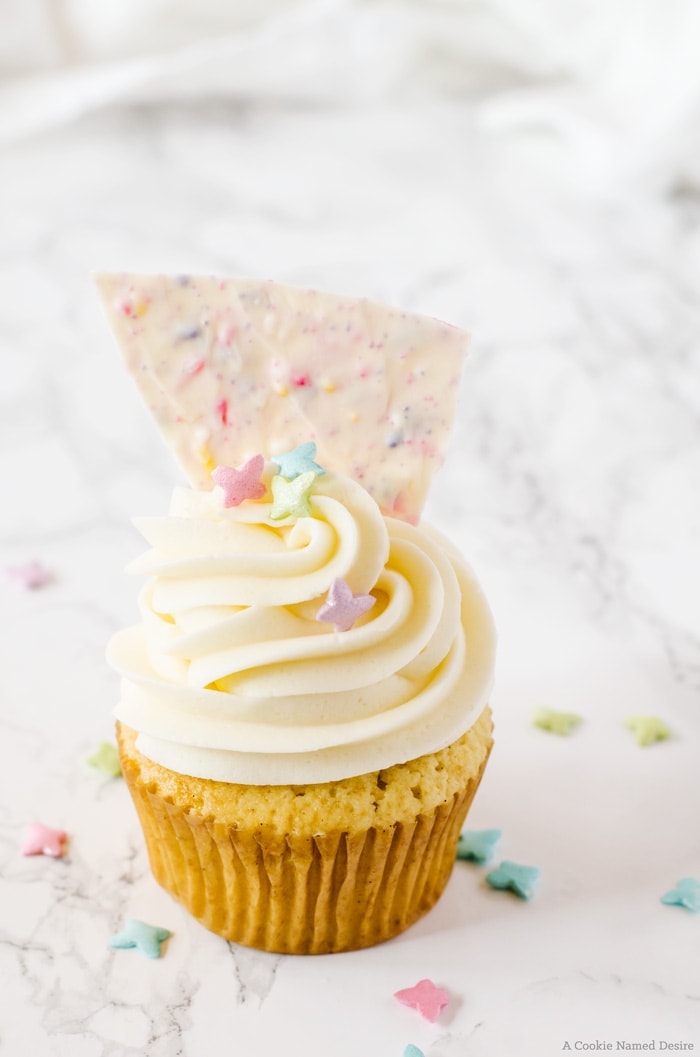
[1,2,699,1054]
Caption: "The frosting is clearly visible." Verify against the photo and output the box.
[95,273,468,524]
[108,463,495,785]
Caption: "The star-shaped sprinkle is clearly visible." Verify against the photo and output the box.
[661,877,700,913]
[486,860,540,900]
[404,1046,426,1057]
[108,919,172,959]
[271,441,326,480]
[456,828,502,864]
[316,577,376,632]
[5,560,53,590]
[532,707,582,736]
[624,715,671,746]
[394,979,451,1023]
[86,742,122,778]
[20,822,67,858]
[269,471,317,520]
[212,455,266,508]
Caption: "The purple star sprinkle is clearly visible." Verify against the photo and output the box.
[316,578,376,632]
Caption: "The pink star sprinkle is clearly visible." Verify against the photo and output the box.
[20,822,67,858]
[394,979,451,1022]
[316,578,376,632]
[5,560,53,590]
[212,457,266,508]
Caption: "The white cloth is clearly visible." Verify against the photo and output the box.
[2,0,700,184]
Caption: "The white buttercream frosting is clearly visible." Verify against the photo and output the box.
[108,466,496,784]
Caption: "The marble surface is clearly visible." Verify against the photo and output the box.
[1,3,700,1054]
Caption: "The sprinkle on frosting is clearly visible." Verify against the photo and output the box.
[624,716,671,746]
[212,456,266,508]
[316,577,376,632]
[20,822,67,858]
[269,471,317,520]
[108,919,172,958]
[394,980,451,1022]
[660,878,700,912]
[486,860,540,900]
[272,440,326,480]
[404,1046,426,1057]
[86,742,122,778]
[5,560,53,590]
[456,828,502,863]
[532,707,582,736]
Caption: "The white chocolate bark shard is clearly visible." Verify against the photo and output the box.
[95,273,468,522]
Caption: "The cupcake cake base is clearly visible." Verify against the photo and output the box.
[117,708,493,955]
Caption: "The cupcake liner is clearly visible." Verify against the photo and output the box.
[120,729,492,954]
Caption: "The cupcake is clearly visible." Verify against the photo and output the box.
[99,274,496,954]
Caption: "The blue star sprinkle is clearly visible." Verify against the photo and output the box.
[486,860,540,900]
[660,877,700,913]
[108,919,172,959]
[456,828,502,864]
[272,441,326,480]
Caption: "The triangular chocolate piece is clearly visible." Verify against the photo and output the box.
[96,273,468,522]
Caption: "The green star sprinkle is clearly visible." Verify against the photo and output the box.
[624,716,671,746]
[661,877,700,913]
[108,919,172,959]
[532,707,582,736]
[86,742,122,778]
[269,471,317,520]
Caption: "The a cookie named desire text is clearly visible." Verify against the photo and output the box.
[562,1043,694,1052]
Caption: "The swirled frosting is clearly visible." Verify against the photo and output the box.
[108,465,496,784]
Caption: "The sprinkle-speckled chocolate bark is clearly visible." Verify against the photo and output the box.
[96,274,468,523]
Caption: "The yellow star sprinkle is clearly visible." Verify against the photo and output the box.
[86,742,122,778]
[269,472,316,520]
[532,707,582,736]
[624,716,671,746]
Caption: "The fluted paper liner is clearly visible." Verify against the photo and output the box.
[117,714,492,954]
